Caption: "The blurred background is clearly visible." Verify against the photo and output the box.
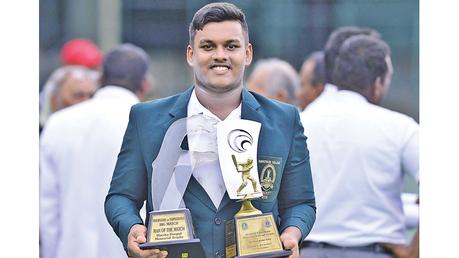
[40,0,419,192]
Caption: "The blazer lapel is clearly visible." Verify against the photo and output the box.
[158,87,194,136]
[241,88,263,123]
[169,87,194,120]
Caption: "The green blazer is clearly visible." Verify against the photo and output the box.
[105,87,316,258]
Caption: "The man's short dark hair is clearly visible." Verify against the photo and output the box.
[332,35,391,94]
[306,51,326,87]
[189,2,249,46]
[324,26,380,84]
[101,43,150,92]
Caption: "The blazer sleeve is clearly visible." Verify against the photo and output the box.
[105,105,148,251]
[277,107,316,242]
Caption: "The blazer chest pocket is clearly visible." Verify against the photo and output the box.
[257,155,283,202]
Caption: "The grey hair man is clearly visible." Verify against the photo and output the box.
[39,65,99,129]
[247,58,300,105]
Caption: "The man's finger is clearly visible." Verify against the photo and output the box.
[135,234,147,244]
[283,240,295,249]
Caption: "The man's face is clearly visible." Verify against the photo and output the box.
[52,73,97,112]
[296,59,323,110]
[187,21,253,93]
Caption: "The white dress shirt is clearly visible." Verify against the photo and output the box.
[300,90,419,246]
[302,83,338,114]
[40,86,138,258]
[186,89,241,209]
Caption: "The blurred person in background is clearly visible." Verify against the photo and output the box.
[247,57,300,105]
[60,38,103,71]
[39,38,103,132]
[39,65,99,132]
[301,26,381,116]
[40,43,153,258]
[296,51,326,111]
[300,35,419,258]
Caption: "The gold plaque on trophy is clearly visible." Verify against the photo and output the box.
[140,209,205,257]
[235,214,282,255]
[147,210,190,242]
[225,200,292,258]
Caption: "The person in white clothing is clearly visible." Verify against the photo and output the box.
[301,26,380,114]
[300,35,419,258]
[40,43,152,258]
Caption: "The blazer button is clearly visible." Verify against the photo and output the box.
[214,217,222,225]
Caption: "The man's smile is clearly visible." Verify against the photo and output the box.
[210,64,231,74]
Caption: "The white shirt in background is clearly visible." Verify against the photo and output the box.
[40,86,139,258]
[301,83,338,115]
[300,90,419,246]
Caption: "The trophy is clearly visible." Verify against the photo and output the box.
[140,118,205,257]
[217,120,292,258]
[140,208,205,257]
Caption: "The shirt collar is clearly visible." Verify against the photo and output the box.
[187,89,241,121]
[337,89,368,103]
[324,83,338,92]
[94,85,139,103]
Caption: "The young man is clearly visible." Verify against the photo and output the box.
[105,3,316,258]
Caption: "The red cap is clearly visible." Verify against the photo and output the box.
[60,38,103,69]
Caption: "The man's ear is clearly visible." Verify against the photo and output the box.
[50,93,58,112]
[136,79,152,101]
[186,45,194,66]
[275,88,290,104]
[245,43,253,66]
[312,83,325,97]
[371,77,385,104]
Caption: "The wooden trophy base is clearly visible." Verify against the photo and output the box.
[235,249,292,258]
[140,238,205,257]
